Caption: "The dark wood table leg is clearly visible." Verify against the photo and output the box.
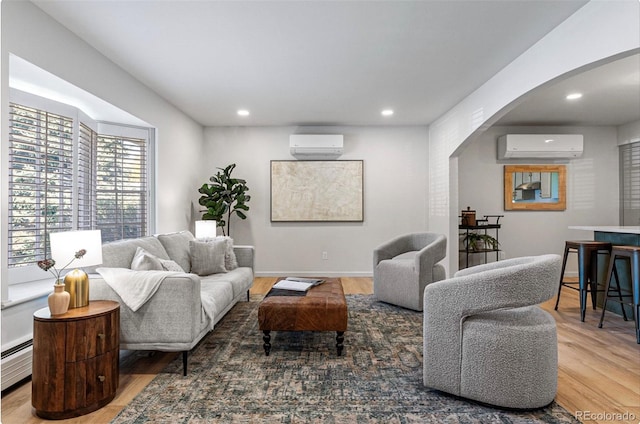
[262,330,271,356]
[336,331,345,356]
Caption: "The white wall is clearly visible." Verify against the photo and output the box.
[618,119,640,145]
[428,1,640,273]
[0,2,204,351]
[202,126,429,276]
[458,126,619,271]
[1,1,205,236]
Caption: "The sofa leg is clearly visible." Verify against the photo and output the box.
[182,351,188,376]
[247,290,250,301]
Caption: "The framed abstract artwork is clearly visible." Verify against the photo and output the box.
[271,160,364,222]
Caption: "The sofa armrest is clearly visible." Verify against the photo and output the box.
[89,272,204,347]
[234,245,254,269]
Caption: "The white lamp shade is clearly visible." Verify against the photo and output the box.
[49,230,103,268]
[195,220,217,239]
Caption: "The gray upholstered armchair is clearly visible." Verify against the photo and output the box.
[373,232,446,311]
[423,254,562,409]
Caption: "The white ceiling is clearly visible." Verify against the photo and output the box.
[495,53,640,127]
[30,0,619,128]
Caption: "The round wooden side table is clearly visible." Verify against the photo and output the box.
[32,300,120,419]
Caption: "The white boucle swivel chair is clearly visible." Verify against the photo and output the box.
[373,232,446,311]
[423,254,562,409]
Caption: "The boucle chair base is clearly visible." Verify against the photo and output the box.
[460,306,558,409]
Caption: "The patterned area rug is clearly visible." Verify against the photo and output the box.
[112,295,579,423]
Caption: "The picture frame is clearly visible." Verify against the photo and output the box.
[271,160,364,222]
[504,164,566,211]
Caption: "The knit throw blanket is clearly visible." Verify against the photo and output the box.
[96,268,183,312]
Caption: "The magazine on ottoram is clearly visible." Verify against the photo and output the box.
[272,277,325,292]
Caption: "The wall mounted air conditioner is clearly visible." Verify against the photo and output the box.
[498,134,583,159]
[290,134,344,160]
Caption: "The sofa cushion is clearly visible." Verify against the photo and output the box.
[88,236,170,272]
[201,267,253,299]
[157,231,195,272]
[200,280,234,321]
[189,239,227,276]
[131,247,164,271]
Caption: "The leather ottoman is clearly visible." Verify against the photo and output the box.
[258,278,348,356]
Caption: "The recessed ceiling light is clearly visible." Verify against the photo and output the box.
[237,109,250,116]
[381,109,394,116]
[545,139,554,143]
[566,93,583,100]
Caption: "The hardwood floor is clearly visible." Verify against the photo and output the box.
[2,276,638,423]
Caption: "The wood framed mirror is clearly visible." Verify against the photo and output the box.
[504,165,566,211]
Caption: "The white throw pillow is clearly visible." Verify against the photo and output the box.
[159,258,185,272]
[218,236,238,270]
[131,246,163,271]
[189,239,227,276]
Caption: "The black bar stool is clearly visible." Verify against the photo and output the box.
[555,240,612,321]
[598,245,640,344]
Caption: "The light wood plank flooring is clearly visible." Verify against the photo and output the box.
[2,276,638,424]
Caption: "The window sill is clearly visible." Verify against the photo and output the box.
[1,279,54,310]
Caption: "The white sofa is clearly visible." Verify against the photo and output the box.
[87,230,254,375]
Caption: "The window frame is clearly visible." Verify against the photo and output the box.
[6,90,154,286]
[620,140,640,226]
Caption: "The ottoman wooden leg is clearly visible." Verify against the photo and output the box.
[262,331,271,356]
[336,331,345,356]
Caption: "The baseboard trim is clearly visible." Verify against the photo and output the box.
[255,272,373,278]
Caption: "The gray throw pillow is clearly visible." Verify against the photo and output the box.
[131,247,164,271]
[189,240,227,276]
[157,231,194,272]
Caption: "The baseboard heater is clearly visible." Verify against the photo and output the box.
[1,339,33,391]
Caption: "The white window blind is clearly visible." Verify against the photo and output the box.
[8,103,74,267]
[78,123,97,230]
[620,141,640,226]
[95,134,148,242]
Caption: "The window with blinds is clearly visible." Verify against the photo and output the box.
[78,123,97,230]
[8,101,151,273]
[8,103,74,267]
[620,141,640,226]
[95,135,148,243]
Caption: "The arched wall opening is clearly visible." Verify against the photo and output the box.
[427,0,640,275]
[450,51,639,272]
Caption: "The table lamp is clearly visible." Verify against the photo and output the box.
[195,220,217,239]
[50,230,103,308]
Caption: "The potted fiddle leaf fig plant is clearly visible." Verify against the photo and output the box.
[198,163,250,237]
